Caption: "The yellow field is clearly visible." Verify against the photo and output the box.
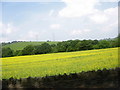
[2,47,119,79]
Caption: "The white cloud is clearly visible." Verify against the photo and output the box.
[100,0,119,2]
[84,29,91,32]
[19,31,46,41]
[1,0,62,2]
[0,22,19,42]
[59,0,99,18]
[28,31,37,38]
[0,22,2,34]
[59,0,118,19]
[71,30,82,35]
[49,10,54,16]
[102,21,117,32]
[0,22,2,28]
[89,12,108,24]
[90,7,118,24]
[71,29,91,35]
[104,7,118,16]
[27,31,40,39]
[0,22,17,35]
[1,0,119,2]
[50,24,61,29]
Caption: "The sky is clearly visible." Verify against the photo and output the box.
[0,0,119,42]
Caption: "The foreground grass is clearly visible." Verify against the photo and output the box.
[2,47,119,79]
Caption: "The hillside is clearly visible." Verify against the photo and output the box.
[2,47,119,79]
[2,41,59,51]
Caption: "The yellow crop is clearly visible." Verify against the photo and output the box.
[2,47,119,79]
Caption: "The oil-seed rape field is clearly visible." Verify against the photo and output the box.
[2,47,119,79]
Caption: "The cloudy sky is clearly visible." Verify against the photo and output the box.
[0,0,119,42]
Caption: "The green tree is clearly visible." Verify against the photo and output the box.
[78,40,93,50]
[40,43,52,54]
[34,43,52,54]
[14,50,22,56]
[75,41,82,51]
[51,44,58,53]
[2,47,14,57]
[56,42,68,52]
[92,40,99,45]
[98,40,110,49]
[22,45,35,55]
[68,40,80,51]
[92,44,99,49]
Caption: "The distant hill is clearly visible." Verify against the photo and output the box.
[2,41,59,51]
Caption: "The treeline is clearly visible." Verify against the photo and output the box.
[2,36,120,57]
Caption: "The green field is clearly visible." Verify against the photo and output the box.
[2,47,119,79]
[3,41,59,51]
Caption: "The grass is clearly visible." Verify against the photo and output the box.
[2,47,119,79]
[3,41,59,51]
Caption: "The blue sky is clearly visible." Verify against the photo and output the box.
[0,0,119,42]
